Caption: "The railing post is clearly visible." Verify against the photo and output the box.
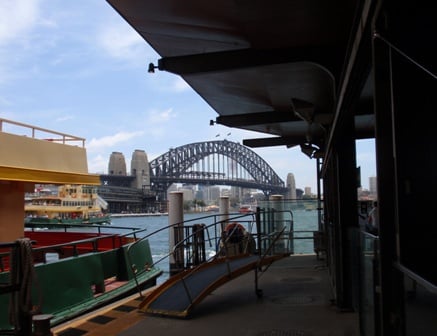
[269,195,288,253]
[255,207,262,255]
[192,224,206,265]
[168,191,184,276]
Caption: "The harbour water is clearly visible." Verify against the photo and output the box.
[108,209,320,284]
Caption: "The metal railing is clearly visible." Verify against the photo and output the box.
[0,224,144,270]
[126,208,297,296]
[0,117,85,147]
[126,212,257,275]
[394,262,437,295]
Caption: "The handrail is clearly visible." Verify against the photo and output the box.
[126,212,256,294]
[362,230,379,239]
[128,211,258,266]
[176,226,288,308]
[31,234,118,258]
[0,242,24,249]
[127,211,257,258]
[31,225,148,257]
[132,209,294,263]
[27,223,145,244]
[393,262,437,295]
[26,223,140,234]
[259,228,287,260]
[0,225,145,271]
[360,231,437,296]
[127,208,294,296]
[0,117,86,147]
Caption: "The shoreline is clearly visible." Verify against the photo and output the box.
[110,213,168,218]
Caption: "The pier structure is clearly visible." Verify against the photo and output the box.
[102,1,436,335]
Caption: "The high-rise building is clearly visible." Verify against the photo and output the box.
[179,186,195,202]
[131,150,150,190]
[204,186,221,203]
[286,173,297,200]
[369,176,377,195]
[230,186,243,201]
[108,152,126,175]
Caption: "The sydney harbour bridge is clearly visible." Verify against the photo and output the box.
[98,140,287,213]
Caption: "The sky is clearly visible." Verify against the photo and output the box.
[0,0,376,192]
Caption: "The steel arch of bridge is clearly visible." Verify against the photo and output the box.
[149,140,286,194]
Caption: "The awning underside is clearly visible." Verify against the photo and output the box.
[0,166,101,186]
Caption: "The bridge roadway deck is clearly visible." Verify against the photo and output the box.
[52,254,359,336]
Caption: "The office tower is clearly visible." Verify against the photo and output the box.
[286,173,297,200]
[369,176,377,196]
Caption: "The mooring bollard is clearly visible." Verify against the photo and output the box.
[32,314,53,336]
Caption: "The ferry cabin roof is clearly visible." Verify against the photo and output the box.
[0,118,100,241]
[106,1,435,335]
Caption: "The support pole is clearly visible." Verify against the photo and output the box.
[219,196,229,231]
[255,207,262,255]
[269,195,288,253]
[168,191,184,276]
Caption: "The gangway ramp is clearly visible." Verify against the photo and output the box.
[139,253,288,318]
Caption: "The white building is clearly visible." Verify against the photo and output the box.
[286,173,297,200]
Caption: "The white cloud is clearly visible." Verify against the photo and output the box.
[55,115,74,123]
[87,131,144,152]
[87,153,108,174]
[147,108,176,124]
[171,77,191,92]
[0,0,40,45]
[96,20,155,66]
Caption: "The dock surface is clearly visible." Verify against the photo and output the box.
[53,254,360,336]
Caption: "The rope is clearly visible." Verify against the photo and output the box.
[8,238,36,329]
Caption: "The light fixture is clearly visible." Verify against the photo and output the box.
[209,119,216,126]
[148,63,158,73]
[300,142,321,159]
[312,148,325,159]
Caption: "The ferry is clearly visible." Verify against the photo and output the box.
[25,184,111,226]
[238,204,254,213]
[0,118,162,333]
[205,205,219,212]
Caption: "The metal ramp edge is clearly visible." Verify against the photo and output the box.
[138,253,288,318]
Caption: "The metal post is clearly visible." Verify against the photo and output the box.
[219,196,229,230]
[316,158,323,232]
[255,207,262,255]
[269,195,287,253]
[32,314,53,336]
[168,191,184,276]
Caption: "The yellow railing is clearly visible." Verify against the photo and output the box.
[0,118,85,147]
